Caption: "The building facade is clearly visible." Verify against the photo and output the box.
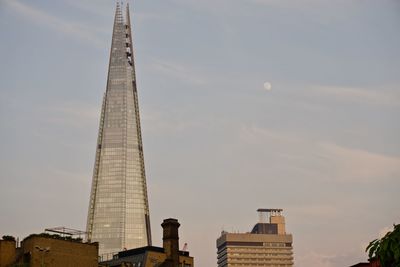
[0,234,98,267]
[216,209,294,267]
[86,2,151,256]
[0,238,16,267]
[100,219,194,267]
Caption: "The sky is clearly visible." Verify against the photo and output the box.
[0,0,399,266]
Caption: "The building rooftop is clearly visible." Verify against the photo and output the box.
[257,208,283,212]
[117,246,190,258]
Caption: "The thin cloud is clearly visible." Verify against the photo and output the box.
[240,125,400,183]
[135,12,173,23]
[64,0,110,18]
[3,0,105,48]
[41,101,100,128]
[289,204,341,219]
[312,85,400,106]
[142,108,205,135]
[319,142,400,182]
[248,0,329,7]
[150,59,206,85]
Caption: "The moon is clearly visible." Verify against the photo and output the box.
[263,82,272,91]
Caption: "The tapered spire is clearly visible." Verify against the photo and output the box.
[125,2,137,81]
[87,2,152,258]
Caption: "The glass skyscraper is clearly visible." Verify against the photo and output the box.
[86,3,151,256]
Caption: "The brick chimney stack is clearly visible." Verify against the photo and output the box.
[161,218,180,267]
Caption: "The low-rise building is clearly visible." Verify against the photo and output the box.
[0,238,16,267]
[0,234,98,267]
[100,218,193,267]
[349,258,381,267]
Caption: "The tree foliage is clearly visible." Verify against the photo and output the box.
[366,224,400,267]
[2,235,16,241]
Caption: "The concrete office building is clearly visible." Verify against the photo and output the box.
[86,2,151,256]
[216,209,294,267]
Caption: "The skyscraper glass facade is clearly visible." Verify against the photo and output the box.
[86,3,151,256]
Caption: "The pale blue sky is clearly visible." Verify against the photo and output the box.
[0,0,399,266]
